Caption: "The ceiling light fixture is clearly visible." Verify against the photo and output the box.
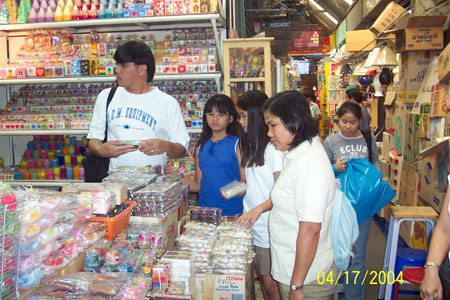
[308,0,338,24]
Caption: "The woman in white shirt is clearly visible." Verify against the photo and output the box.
[420,175,450,300]
[255,90,336,300]
[235,90,283,300]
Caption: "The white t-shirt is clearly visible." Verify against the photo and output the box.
[310,102,320,118]
[87,87,190,170]
[269,136,335,285]
[244,143,283,248]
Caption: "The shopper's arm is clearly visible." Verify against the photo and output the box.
[88,138,136,158]
[290,221,321,300]
[236,145,246,182]
[182,146,201,193]
[420,187,450,300]
[139,139,186,158]
[236,171,279,228]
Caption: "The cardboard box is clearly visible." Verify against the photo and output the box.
[130,205,179,250]
[388,150,403,204]
[382,132,393,161]
[194,264,253,300]
[62,182,128,205]
[370,1,408,35]
[345,30,376,52]
[395,16,446,52]
[419,103,431,139]
[380,158,389,179]
[438,41,450,82]
[431,83,449,118]
[417,143,450,213]
[377,199,393,222]
[403,112,420,164]
[398,162,419,206]
[399,197,435,250]
[397,51,439,103]
[393,102,414,154]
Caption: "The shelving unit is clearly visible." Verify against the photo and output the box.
[222,37,274,97]
[0,14,224,175]
[3,179,83,186]
[0,72,222,94]
[0,14,226,69]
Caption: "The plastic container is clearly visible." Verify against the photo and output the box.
[89,201,136,241]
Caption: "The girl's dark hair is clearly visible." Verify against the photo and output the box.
[114,41,156,83]
[262,90,318,149]
[237,91,269,168]
[345,88,363,103]
[198,94,240,147]
[337,101,362,120]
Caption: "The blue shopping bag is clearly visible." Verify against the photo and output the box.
[338,159,396,225]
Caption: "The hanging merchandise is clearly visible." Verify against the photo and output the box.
[373,73,384,97]
[379,67,393,85]
[359,75,372,85]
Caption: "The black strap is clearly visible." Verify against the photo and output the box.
[103,86,118,143]
[361,130,373,163]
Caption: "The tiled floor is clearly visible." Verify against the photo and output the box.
[254,220,421,300]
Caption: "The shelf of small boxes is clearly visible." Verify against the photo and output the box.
[0,29,220,82]
[154,80,217,130]
[0,0,223,27]
[1,134,88,181]
[0,83,107,132]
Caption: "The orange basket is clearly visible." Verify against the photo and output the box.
[89,201,137,241]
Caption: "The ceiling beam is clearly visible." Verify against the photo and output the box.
[308,0,343,21]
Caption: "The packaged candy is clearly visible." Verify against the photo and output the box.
[220,180,246,199]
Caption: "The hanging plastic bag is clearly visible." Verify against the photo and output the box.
[338,159,396,225]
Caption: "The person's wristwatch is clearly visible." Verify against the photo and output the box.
[290,284,303,291]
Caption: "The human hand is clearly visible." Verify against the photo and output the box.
[289,289,304,300]
[235,208,262,229]
[335,158,348,173]
[139,139,168,156]
[164,161,175,175]
[101,140,136,158]
[420,267,443,300]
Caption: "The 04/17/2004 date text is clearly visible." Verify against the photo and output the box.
[317,270,403,285]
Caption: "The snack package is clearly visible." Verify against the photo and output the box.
[219,180,246,199]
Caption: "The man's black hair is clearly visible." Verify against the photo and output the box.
[113,41,156,83]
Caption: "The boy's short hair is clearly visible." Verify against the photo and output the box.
[345,88,363,103]
[113,41,156,83]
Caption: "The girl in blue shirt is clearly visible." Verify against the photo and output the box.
[184,94,244,216]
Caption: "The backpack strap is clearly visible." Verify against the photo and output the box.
[361,130,373,164]
[103,86,118,143]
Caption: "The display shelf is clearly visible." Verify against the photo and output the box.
[0,128,201,136]
[0,14,225,33]
[187,128,202,133]
[229,78,266,83]
[3,179,82,186]
[0,14,225,69]
[223,37,274,97]
[0,72,222,91]
[0,129,89,136]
